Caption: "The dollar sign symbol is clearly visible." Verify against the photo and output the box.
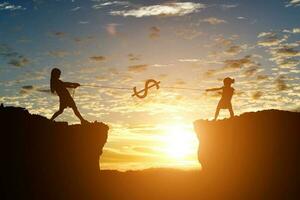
[132,79,161,99]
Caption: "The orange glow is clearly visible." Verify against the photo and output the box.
[162,124,198,160]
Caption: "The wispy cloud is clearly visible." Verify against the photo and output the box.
[149,26,160,39]
[223,55,257,70]
[92,0,130,9]
[110,2,205,17]
[8,57,29,67]
[89,55,106,62]
[50,31,66,38]
[293,28,300,33]
[275,75,289,91]
[70,6,81,11]
[128,64,148,72]
[20,85,51,95]
[175,27,202,40]
[283,28,300,34]
[285,0,300,7]
[220,4,238,10]
[128,53,140,61]
[204,55,260,77]
[48,50,70,58]
[257,32,287,47]
[79,21,89,24]
[252,91,263,100]
[0,43,29,67]
[258,29,300,73]
[0,2,25,11]
[225,45,246,55]
[201,17,227,25]
[105,23,120,36]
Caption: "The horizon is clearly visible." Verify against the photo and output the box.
[0,0,299,171]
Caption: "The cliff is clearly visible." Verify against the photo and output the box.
[194,110,300,199]
[1,104,109,199]
[2,106,300,199]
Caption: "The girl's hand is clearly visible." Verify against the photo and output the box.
[74,83,80,88]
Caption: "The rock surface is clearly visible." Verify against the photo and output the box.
[194,110,300,199]
[1,105,109,199]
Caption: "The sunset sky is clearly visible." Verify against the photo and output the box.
[0,0,299,171]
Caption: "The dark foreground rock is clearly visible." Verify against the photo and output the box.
[1,105,109,199]
[194,110,300,199]
[2,106,300,200]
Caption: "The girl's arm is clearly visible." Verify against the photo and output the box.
[205,87,223,92]
[63,82,80,88]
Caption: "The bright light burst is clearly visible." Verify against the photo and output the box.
[162,124,198,160]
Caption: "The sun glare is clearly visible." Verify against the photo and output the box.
[163,124,198,160]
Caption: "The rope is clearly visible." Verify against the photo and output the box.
[80,84,131,90]
[162,86,202,91]
[80,84,202,91]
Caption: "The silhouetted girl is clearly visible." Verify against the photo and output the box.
[206,77,235,120]
[50,68,88,124]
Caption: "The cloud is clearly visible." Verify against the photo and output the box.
[175,27,202,40]
[201,17,227,25]
[276,58,300,69]
[89,56,106,61]
[0,2,25,11]
[285,0,300,7]
[105,23,120,36]
[50,31,66,38]
[252,91,263,100]
[258,32,275,38]
[275,46,300,57]
[149,26,160,39]
[275,75,289,91]
[92,1,130,9]
[174,79,186,86]
[8,56,29,67]
[22,85,34,90]
[48,50,70,58]
[220,4,238,10]
[204,55,260,77]
[71,6,81,11]
[20,85,51,95]
[73,36,94,44]
[79,21,89,24]
[128,53,140,61]
[258,30,300,71]
[283,28,300,34]
[223,55,255,70]
[214,35,234,47]
[237,16,246,20]
[292,28,300,33]
[268,45,300,69]
[257,32,287,47]
[110,2,205,17]
[0,43,29,67]
[225,45,244,55]
[128,64,148,72]
[256,75,269,81]
[178,58,199,62]
[243,66,260,77]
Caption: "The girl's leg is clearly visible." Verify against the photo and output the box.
[228,105,234,118]
[71,105,87,123]
[50,108,64,121]
[214,105,221,121]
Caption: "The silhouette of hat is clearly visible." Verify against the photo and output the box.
[223,77,235,85]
